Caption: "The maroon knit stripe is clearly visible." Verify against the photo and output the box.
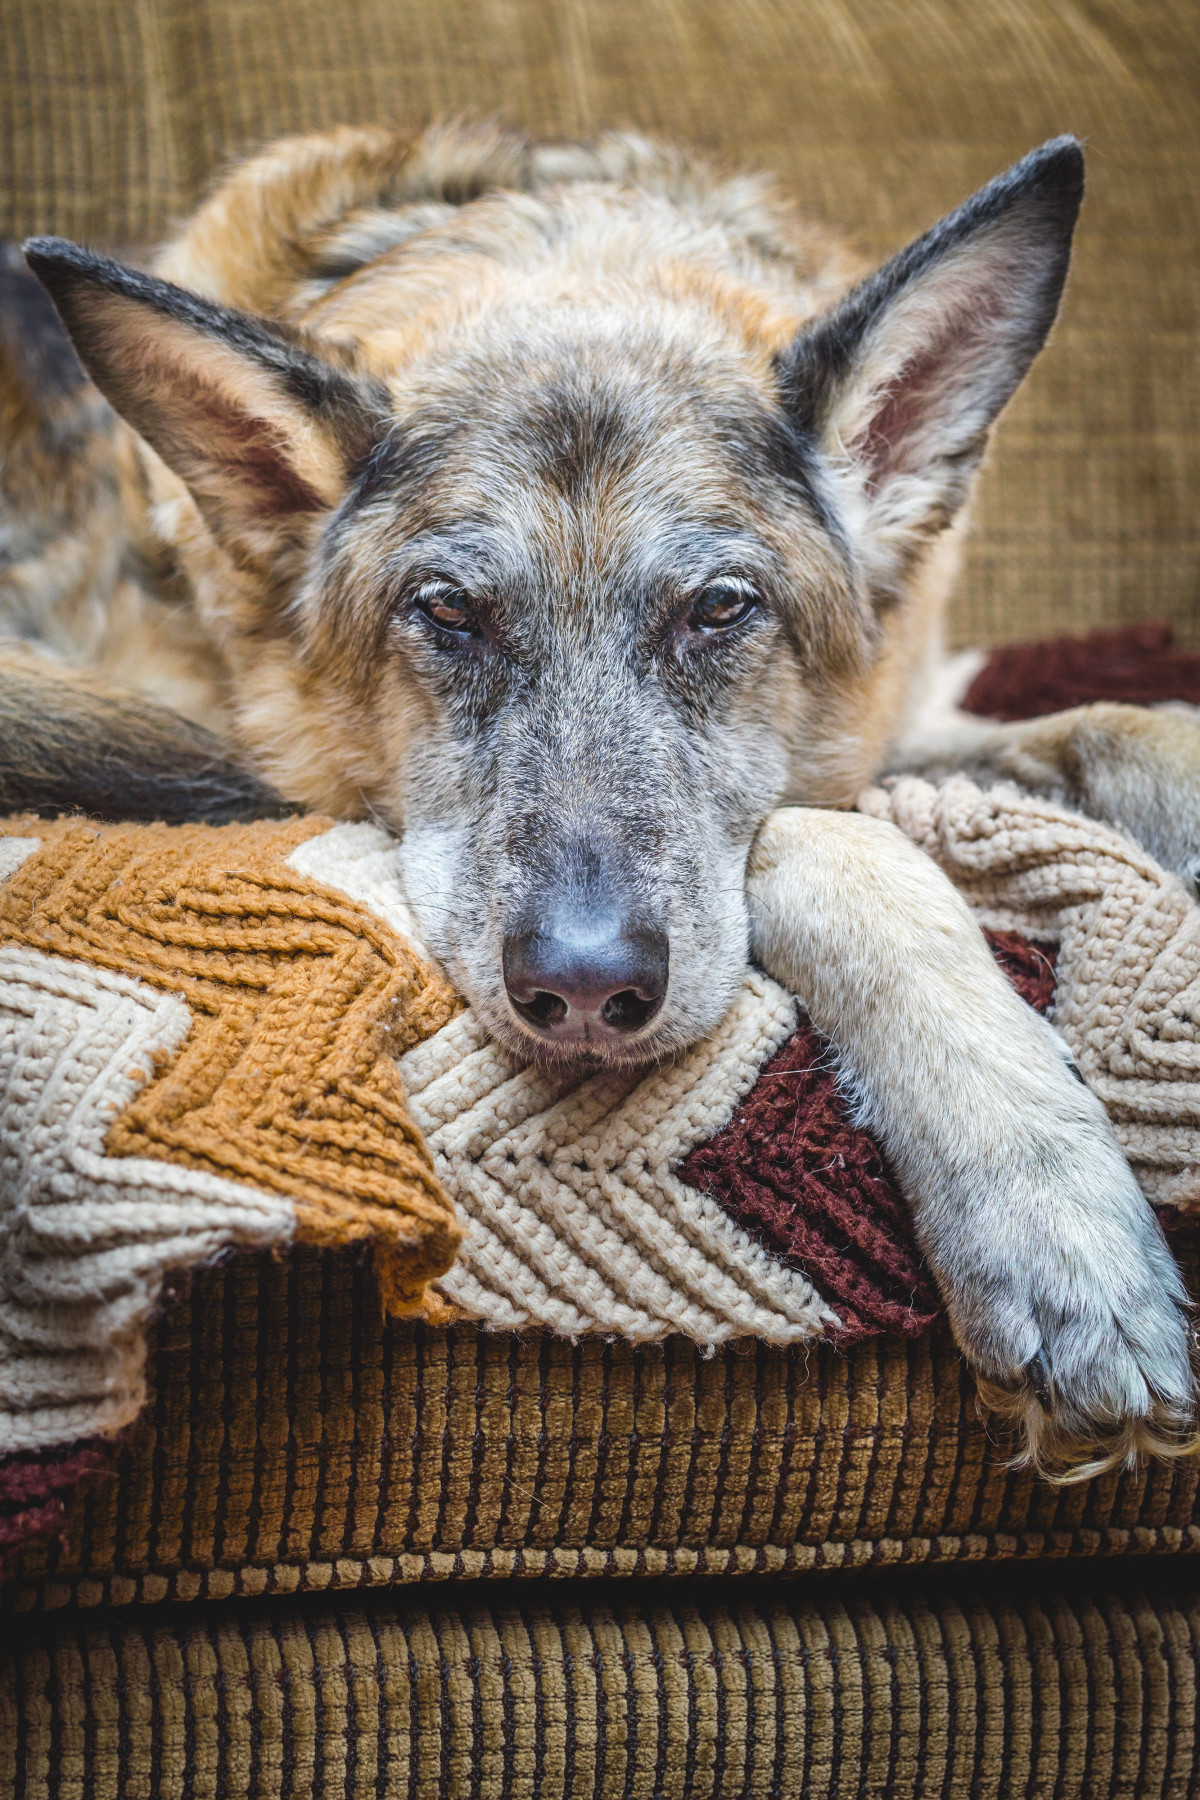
[983,929,1057,1013]
[681,931,1058,1344]
[0,1439,115,1574]
[962,620,1200,722]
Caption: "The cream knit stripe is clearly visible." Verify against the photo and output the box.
[0,838,40,884]
[398,1009,497,1097]
[861,777,1200,1207]
[397,967,837,1344]
[0,945,294,1453]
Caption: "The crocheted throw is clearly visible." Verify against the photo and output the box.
[5,777,1200,1427]
[861,776,1200,1209]
[4,623,1200,1567]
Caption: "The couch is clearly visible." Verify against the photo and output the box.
[2,2,1199,1793]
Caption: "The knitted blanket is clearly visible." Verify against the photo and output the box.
[860,776,1200,1209]
[3,624,1200,1567]
[5,775,1200,1421]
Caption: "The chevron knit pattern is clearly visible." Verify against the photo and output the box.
[0,814,464,1472]
[5,772,1200,1556]
[398,974,837,1342]
[0,937,295,1453]
[291,821,844,1343]
[861,776,1200,1207]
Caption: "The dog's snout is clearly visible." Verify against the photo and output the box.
[503,908,668,1044]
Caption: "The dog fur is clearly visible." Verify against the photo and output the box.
[5,122,1200,1475]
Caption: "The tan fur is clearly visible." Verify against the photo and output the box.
[11,125,951,811]
[136,125,901,801]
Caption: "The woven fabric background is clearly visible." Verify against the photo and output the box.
[5,1575,1200,1798]
[7,1239,1200,1613]
[2,0,1197,649]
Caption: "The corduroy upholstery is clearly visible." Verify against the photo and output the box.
[1,0,1198,650]
[6,1238,1200,1615]
[5,1573,1200,1799]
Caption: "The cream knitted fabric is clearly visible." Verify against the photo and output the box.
[0,945,293,1454]
[291,826,839,1342]
[397,972,837,1342]
[860,777,1200,1208]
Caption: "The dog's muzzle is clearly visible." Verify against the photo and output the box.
[502,901,668,1048]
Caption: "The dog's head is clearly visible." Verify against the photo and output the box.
[26,138,1082,1064]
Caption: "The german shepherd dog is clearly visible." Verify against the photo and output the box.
[5,122,1200,1474]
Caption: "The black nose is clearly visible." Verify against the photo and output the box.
[503,908,669,1042]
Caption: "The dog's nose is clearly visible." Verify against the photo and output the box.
[503,909,669,1041]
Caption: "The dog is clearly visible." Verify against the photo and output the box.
[4,121,1199,1474]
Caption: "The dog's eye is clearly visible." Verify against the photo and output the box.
[688,581,758,633]
[413,583,479,636]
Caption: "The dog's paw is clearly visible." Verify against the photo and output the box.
[934,1098,1199,1482]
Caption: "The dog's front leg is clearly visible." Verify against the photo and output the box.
[747,807,1196,1478]
[891,701,1200,894]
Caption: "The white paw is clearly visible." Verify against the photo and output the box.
[930,1046,1198,1480]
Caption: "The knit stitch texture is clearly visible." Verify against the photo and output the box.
[0,940,297,1454]
[0,813,470,1465]
[4,775,1200,1473]
[860,776,1200,1207]
[399,972,838,1344]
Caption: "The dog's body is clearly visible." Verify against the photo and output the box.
[5,122,1200,1471]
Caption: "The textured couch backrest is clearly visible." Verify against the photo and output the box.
[3,0,1197,648]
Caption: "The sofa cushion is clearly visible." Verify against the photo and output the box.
[5,1236,1200,1614]
[5,1570,1200,1798]
[5,625,1200,1591]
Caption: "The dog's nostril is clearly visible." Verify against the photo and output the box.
[502,915,668,1039]
[523,990,569,1028]
[601,988,659,1032]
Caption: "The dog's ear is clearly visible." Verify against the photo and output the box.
[779,138,1083,582]
[22,239,383,566]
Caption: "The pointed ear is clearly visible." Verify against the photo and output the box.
[22,238,384,566]
[778,138,1084,571]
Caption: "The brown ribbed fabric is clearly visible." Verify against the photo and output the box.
[4,1577,1200,1798]
[2,0,1197,649]
[6,1238,1200,1613]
